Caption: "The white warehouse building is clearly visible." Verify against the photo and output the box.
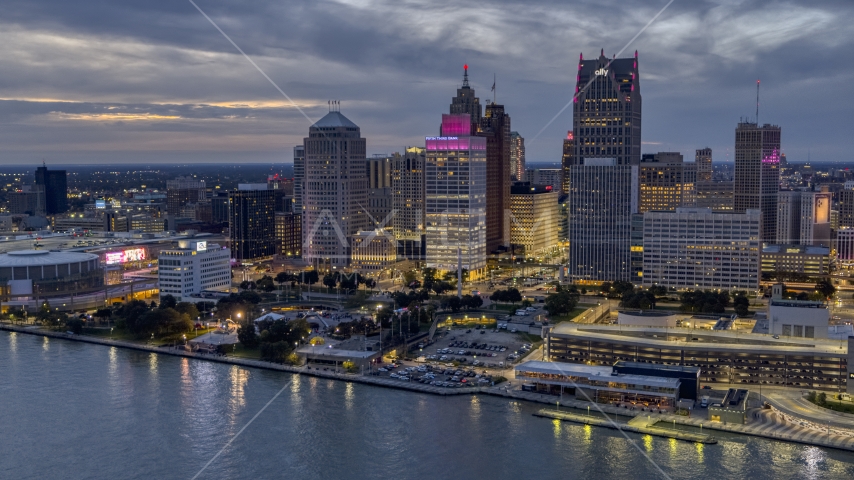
[158,240,231,301]
[768,299,829,339]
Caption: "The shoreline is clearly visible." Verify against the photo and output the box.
[4,323,854,453]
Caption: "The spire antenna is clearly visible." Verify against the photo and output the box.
[756,79,760,124]
[462,64,469,87]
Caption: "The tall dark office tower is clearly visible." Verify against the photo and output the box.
[34,165,68,215]
[561,49,641,193]
[733,122,781,242]
[302,108,368,270]
[695,148,713,181]
[228,184,276,261]
[480,103,511,251]
[450,65,481,128]
[392,147,426,260]
[510,132,525,181]
[166,176,206,216]
[564,50,641,283]
[447,66,511,251]
[293,145,305,215]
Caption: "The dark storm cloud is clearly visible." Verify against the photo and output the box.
[0,0,852,164]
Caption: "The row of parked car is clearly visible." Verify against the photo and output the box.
[447,341,507,352]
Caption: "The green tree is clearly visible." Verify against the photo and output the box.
[237,321,259,348]
[301,270,319,285]
[175,302,200,321]
[65,318,84,334]
[442,296,463,313]
[323,274,337,291]
[544,290,579,316]
[256,275,276,292]
[733,294,750,316]
[160,294,178,309]
[815,279,836,300]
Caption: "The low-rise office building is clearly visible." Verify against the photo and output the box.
[158,240,231,301]
[509,183,559,256]
[350,230,397,272]
[761,244,832,276]
[642,208,761,290]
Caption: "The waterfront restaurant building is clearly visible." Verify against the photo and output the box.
[515,361,681,409]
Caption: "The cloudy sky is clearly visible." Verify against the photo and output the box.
[0,0,852,165]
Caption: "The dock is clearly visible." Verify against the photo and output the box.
[534,408,717,444]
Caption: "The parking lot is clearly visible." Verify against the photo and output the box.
[367,324,539,389]
[419,325,535,367]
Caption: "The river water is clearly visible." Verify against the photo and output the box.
[2,331,853,480]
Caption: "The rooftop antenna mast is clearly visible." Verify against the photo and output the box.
[756,79,760,124]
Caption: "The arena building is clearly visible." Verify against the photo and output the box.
[0,249,156,311]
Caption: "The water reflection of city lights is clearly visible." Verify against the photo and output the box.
[802,446,825,479]
[643,434,653,452]
[8,332,17,353]
[108,346,117,374]
[229,366,249,411]
[345,382,355,410]
[149,352,158,373]
[695,443,704,463]
[552,419,561,438]
[583,424,592,444]
[42,336,49,351]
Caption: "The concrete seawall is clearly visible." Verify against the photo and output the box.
[4,323,854,452]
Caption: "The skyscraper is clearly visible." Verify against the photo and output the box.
[776,190,802,244]
[838,188,854,228]
[293,145,305,214]
[302,109,368,270]
[366,156,392,189]
[510,132,525,181]
[564,50,641,283]
[695,148,713,182]
[733,122,781,242]
[228,184,276,261]
[448,66,511,252]
[392,147,426,260]
[800,189,831,247]
[566,160,638,282]
[638,152,695,213]
[562,49,642,192]
[34,165,68,215]
[480,102,511,251]
[449,65,481,126]
[166,176,206,216]
[425,114,487,277]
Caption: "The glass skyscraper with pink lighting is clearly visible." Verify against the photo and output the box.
[424,113,487,277]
